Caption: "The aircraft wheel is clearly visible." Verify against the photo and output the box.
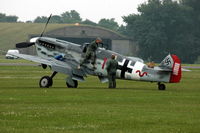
[158,83,166,90]
[66,80,78,88]
[39,76,53,88]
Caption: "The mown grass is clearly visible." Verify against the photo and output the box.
[0,62,200,133]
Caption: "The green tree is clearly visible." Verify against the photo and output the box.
[50,15,62,23]
[0,13,6,22]
[61,10,82,23]
[26,20,32,23]
[98,18,119,31]
[123,0,195,63]
[117,25,128,36]
[34,16,48,23]
[180,0,200,63]
[0,13,18,22]
[5,15,18,22]
[81,19,97,26]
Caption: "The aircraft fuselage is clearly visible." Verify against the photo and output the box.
[34,37,174,83]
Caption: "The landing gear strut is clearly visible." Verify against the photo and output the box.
[158,82,166,90]
[39,71,57,88]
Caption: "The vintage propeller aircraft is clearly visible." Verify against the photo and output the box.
[10,15,182,90]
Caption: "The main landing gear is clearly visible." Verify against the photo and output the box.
[66,80,78,88]
[39,71,78,88]
[158,82,166,90]
[66,76,78,88]
[39,71,57,88]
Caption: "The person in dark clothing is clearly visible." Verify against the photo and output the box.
[106,54,118,88]
[79,37,102,69]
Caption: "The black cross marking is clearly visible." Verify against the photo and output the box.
[117,59,133,79]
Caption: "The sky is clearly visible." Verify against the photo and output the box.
[0,0,147,24]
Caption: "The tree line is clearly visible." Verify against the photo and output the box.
[30,10,120,32]
[0,13,18,22]
[0,10,120,32]
[1,0,200,63]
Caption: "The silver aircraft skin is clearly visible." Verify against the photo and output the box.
[11,37,182,90]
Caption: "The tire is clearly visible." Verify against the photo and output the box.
[66,80,78,88]
[158,84,166,90]
[39,76,53,88]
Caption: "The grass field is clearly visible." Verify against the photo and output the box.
[0,59,200,133]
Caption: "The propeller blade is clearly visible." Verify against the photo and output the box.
[16,42,35,48]
[40,14,52,37]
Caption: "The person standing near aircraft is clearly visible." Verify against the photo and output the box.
[106,54,118,88]
[79,37,102,69]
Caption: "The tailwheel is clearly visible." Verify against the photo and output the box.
[66,80,78,88]
[158,82,166,90]
[39,76,53,88]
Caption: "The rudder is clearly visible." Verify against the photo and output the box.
[170,54,182,83]
[159,54,182,83]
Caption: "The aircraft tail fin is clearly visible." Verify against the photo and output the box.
[159,54,182,83]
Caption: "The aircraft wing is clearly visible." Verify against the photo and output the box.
[154,67,172,72]
[9,53,86,81]
[10,53,53,66]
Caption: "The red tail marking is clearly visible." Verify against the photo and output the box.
[136,70,148,77]
[170,55,182,83]
[102,58,107,69]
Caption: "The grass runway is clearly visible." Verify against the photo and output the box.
[0,61,200,133]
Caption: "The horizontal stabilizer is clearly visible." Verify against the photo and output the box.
[154,67,172,72]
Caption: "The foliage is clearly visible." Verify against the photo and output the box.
[25,20,33,23]
[31,10,121,31]
[61,10,82,23]
[0,10,121,32]
[0,13,18,22]
[50,15,62,23]
[117,25,128,36]
[123,0,200,63]
[34,16,48,23]
[98,18,119,31]
[81,19,97,26]
[180,0,200,62]
[33,10,82,24]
